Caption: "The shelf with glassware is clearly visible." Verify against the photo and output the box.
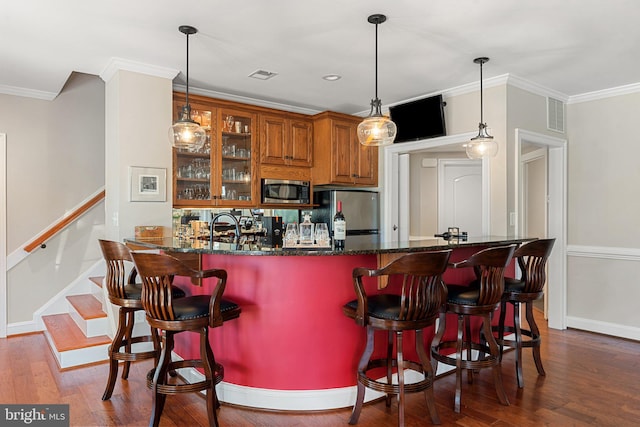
[173,104,214,207]
[172,96,258,207]
[218,107,257,205]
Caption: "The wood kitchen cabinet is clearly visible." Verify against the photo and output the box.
[260,113,313,168]
[172,94,258,208]
[312,111,378,186]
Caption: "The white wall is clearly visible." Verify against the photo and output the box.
[104,70,174,242]
[0,73,105,323]
[565,92,640,338]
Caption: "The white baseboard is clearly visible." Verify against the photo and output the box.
[6,320,40,336]
[566,316,640,341]
[175,355,455,411]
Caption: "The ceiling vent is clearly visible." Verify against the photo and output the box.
[547,97,565,133]
[248,69,278,80]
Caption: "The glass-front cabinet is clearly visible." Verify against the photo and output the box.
[217,107,256,206]
[172,94,257,208]
[173,101,214,207]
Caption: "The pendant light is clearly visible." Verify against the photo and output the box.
[466,57,498,159]
[357,14,397,147]
[169,25,206,151]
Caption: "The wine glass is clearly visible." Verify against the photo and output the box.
[285,223,298,247]
[315,223,330,246]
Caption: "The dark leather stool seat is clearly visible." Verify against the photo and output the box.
[496,238,555,388]
[131,252,240,427]
[431,245,516,414]
[343,250,452,427]
[98,239,185,401]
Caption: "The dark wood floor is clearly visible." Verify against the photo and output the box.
[1,310,639,426]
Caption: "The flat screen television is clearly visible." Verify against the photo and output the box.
[389,94,446,143]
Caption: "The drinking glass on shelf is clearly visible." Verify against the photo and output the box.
[315,223,330,246]
[285,223,298,246]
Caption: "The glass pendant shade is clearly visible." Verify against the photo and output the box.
[169,106,206,151]
[358,14,396,147]
[466,123,498,159]
[357,112,397,147]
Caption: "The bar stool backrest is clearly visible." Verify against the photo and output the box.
[513,238,556,293]
[131,252,228,324]
[99,239,136,300]
[460,245,516,306]
[352,250,451,323]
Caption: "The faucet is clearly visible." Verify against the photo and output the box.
[210,212,241,244]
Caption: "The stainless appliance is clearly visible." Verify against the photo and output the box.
[261,179,311,205]
[312,189,379,246]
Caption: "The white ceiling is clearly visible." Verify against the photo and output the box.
[2,0,639,114]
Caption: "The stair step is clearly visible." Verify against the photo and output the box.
[42,313,111,352]
[66,294,106,320]
[89,276,104,288]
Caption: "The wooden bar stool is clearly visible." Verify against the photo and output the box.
[130,252,241,427]
[496,238,555,388]
[430,244,516,413]
[98,239,185,401]
[343,250,452,426]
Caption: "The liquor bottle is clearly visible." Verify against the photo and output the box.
[333,200,346,249]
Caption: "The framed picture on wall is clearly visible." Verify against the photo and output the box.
[129,166,167,202]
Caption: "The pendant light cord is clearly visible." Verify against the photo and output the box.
[374,21,379,102]
[479,59,483,125]
[185,31,190,107]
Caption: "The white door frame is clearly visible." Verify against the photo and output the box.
[515,129,567,330]
[381,131,482,241]
[1,133,7,337]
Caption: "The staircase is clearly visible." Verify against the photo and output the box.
[42,276,112,369]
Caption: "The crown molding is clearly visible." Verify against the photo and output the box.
[0,84,58,101]
[100,58,179,84]
[567,82,640,104]
[177,85,323,116]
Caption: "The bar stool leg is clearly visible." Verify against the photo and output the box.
[526,300,546,377]
[150,332,173,427]
[396,331,405,427]
[348,326,375,425]
[416,329,440,425]
[385,331,394,408]
[497,300,507,361]
[121,310,135,380]
[102,307,129,401]
[465,316,474,384]
[454,314,464,413]
[199,326,219,427]
[482,314,509,406]
[513,301,524,388]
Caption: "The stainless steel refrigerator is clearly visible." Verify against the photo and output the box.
[311,189,379,246]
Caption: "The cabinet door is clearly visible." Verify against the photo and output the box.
[217,108,257,206]
[332,120,356,184]
[260,114,287,166]
[173,101,215,207]
[289,119,313,167]
[354,143,378,186]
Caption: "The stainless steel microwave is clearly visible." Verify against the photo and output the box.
[261,179,310,204]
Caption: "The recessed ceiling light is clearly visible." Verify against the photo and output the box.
[322,74,341,81]
[248,69,278,80]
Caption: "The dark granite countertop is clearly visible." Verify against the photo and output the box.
[124,235,535,256]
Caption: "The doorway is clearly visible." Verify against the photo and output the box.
[520,146,548,314]
[515,129,567,330]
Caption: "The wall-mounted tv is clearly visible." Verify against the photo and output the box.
[389,94,446,143]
